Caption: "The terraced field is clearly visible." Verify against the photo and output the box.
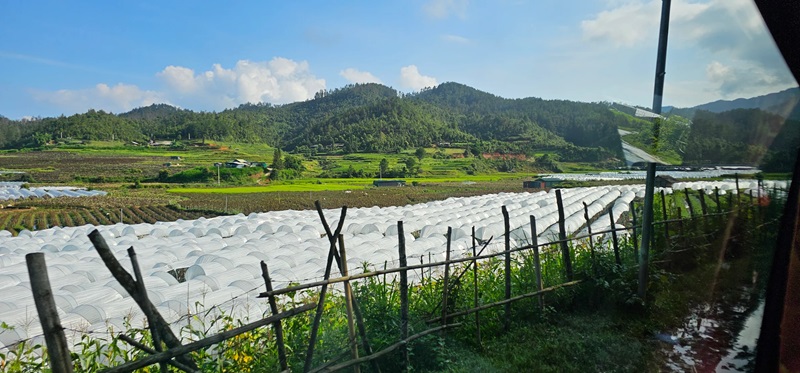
[0,205,218,235]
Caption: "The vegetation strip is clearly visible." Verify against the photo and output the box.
[313,323,463,373]
[427,280,583,323]
[100,303,317,373]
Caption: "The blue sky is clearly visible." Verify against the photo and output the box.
[1,0,796,119]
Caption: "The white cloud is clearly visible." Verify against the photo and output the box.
[706,61,732,82]
[581,1,660,47]
[157,66,198,94]
[423,0,468,19]
[441,34,471,44]
[32,83,165,113]
[399,65,438,90]
[581,0,796,101]
[706,60,790,98]
[581,0,713,47]
[339,68,383,84]
[157,58,326,108]
[32,57,327,114]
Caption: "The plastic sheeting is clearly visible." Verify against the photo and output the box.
[0,181,776,348]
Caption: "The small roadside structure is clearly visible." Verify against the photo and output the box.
[654,175,678,188]
[523,177,563,189]
[225,159,251,168]
[373,180,406,187]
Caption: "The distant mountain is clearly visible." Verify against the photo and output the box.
[412,82,624,156]
[669,88,800,119]
[0,82,628,163]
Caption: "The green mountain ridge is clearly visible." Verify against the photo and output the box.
[0,82,626,163]
[668,87,800,119]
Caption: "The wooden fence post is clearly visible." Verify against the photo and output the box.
[555,190,573,281]
[583,202,595,262]
[26,253,73,373]
[338,235,360,373]
[471,227,482,347]
[660,190,670,248]
[127,248,168,373]
[314,202,381,373]
[502,206,512,332]
[714,187,722,215]
[699,189,708,216]
[728,191,734,211]
[608,206,621,266]
[397,221,410,371]
[677,205,687,248]
[442,227,453,333]
[305,207,348,372]
[530,216,543,309]
[260,261,288,371]
[637,162,656,300]
[88,230,198,370]
[684,188,695,218]
[735,173,740,203]
[630,201,639,263]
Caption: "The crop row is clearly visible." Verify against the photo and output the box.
[0,205,217,235]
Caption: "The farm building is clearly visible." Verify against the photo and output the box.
[225,159,251,168]
[655,175,678,188]
[373,180,406,187]
[523,177,563,189]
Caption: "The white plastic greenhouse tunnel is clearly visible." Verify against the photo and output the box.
[0,182,107,202]
[0,180,786,349]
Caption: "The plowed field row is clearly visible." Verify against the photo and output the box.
[0,205,218,235]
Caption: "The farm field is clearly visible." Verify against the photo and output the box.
[0,141,277,184]
[0,141,559,233]
[0,187,222,234]
[0,141,568,186]
[0,185,651,347]
[0,142,781,371]
[0,179,777,372]
[0,180,525,233]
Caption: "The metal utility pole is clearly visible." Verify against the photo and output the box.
[639,0,672,301]
[652,0,671,114]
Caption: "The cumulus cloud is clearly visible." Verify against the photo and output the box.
[423,0,468,19]
[581,1,654,47]
[339,68,383,84]
[32,83,165,113]
[157,58,326,109]
[440,34,471,44]
[32,57,327,114]
[399,65,438,90]
[581,0,709,47]
[582,0,795,99]
[706,60,788,97]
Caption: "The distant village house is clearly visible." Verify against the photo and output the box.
[523,177,563,189]
[373,180,406,187]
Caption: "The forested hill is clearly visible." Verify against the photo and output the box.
[411,82,623,154]
[683,108,800,171]
[669,87,800,120]
[0,82,624,162]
